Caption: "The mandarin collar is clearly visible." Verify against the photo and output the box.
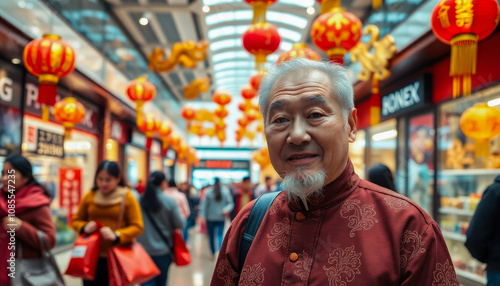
[287,159,360,212]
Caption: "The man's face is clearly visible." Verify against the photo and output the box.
[264,70,357,186]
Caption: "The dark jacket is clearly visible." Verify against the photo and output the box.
[465,175,500,272]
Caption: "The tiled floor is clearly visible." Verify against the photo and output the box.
[59,225,222,286]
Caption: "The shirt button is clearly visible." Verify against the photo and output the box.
[295,212,306,221]
[289,252,299,262]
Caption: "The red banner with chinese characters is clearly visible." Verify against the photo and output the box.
[59,168,82,223]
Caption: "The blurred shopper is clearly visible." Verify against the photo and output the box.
[466,176,500,286]
[163,179,190,220]
[137,171,185,286]
[368,163,397,192]
[198,185,209,235]
[0,155,56,286]
[179,182,198,242]
[200,178,233,259]
[72,160,144,286]
[230,177,255,221]
[136,179,146,195]
[254,176,277,197]
[211,59,458,285]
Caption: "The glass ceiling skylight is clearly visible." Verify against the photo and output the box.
[213,61,255,72]
[279,0,315,7]
[214,70,255,80]
[267,11,308,29]
[210,38,242,52]
[206,10,308,29]
[212,51,251,63]
[208,25,302,43]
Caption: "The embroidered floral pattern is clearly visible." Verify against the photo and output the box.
[294,250,313,282]
[269,195,285,215]
[266,217,291,252]
[400,230,426,271]
[323,246,362,286]
[432,260,459,286]
[216,259,239,286]
[239,263,265,286]
[384,196,410,213]
[340,200,378,237]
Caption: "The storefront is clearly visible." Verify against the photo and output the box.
[107,116,130,167]
[191,159,250,190]
[0,57,23,164]
[150,139,163,173]
[125,130,148,188]
[22,74,101,248]
[164,149,176,180]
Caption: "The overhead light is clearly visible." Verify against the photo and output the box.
[202,5,210,13]
[11,58,21,64]
[372,130,398,141]
[487,98,500,107]
[139,17,149,25]
[306,7,315,15]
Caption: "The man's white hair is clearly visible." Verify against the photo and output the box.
[258,58,354,124]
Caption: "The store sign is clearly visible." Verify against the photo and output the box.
[196,160,250,170]
[36,129,64,158]
[24,75,100,134]
[0,58,22,109]
[110,118,129,144]
[131,130,146,148]
[381,75,431,119]
[59,168,82,223]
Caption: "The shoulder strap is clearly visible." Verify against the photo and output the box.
[116,192,128,229]
[238,191,281,273]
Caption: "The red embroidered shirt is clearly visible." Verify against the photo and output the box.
[211,161,459,286]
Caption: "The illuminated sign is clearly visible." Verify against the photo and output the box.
[195,160,250,170]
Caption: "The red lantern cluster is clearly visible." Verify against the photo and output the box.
[24,34,76,121]
[137,113,161,150]
[431,0,499,97]
[126,77,156,125]
[311,8,363,64]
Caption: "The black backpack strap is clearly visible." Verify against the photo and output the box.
[238,191,282,273]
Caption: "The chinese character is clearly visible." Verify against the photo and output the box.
[438,1,451,28]
[455,0,474,28]
[39,131,46,143]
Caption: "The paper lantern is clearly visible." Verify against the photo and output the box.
[214,106,229,118]
[168,132,181,152]
[126,77,156,125]
[311,7,363,64]
[206,128,216,137]
[431,0,499,97]
[246,109,259,122]
[238,117,249,128]
[244,0,277,23]
[215,119,227,131]
[23,34,76,121]
[138,113,160,149]
[460,103,500,157]
[239,100,253,112]
[241,85,257,100]
[195,108,214,122]
[212,91,232,106]
[159,121,172,156]
[243,22,281,69]
[53,97,85,139]
[249,71,267,90]
[181,106,197,121]
[277,43,321,63]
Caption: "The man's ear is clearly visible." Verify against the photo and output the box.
[347,108,358,143]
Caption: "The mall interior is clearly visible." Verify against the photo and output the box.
[1,0,500,285]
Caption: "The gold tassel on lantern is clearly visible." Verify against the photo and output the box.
[136,101,144,126]
[320,0,341,14]
[370,77,381,126]
[450,34,478,98]
[252,1,269,23]
[372,0,382,9]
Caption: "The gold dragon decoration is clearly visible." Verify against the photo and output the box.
[184,77,210,100]
[148,40,208,72]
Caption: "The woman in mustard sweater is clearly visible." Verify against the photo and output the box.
[72,160,144,286]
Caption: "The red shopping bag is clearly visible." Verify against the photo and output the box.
[64,224,102,279]
[173,229,191,266]
[108,242,161,286]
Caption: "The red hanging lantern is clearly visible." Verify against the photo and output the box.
[244,0,277,23]
[214,105,229,118]
[431,0,499,98]
[23,34,76,121]
[239,100,253,112]
[243,22,281,70]
[53,97,85,139]
[126,77,156,125]
[249,71,267,90]
[311,7,363,65]
[277,43,322,63]
[159,121,172,156]
[137,113,160,150]
[169,132,181,152]
[212,91,232,106]
[217,130,226,148]
[241,85,257,100]
[181,106,197,121]
[238,116,249,128]
[246,109,259,122]
[215,118,227,131]
[460,103,500,157]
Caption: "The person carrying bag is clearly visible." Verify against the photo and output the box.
[135,171,186,286]
[65,222,103,280]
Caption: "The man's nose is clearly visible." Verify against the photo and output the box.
[287,119,311,145]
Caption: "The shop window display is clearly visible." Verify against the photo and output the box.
[367,119,397,182]
[437,86,500,285]
[349,129,366,179]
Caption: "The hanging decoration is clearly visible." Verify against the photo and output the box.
[168,132,182,153]
[243,22,281,70]
[277,43,322,63]
[158,121,172,156]
[126,77,156,125]
[249,71,267,90]
[244,0,277,23]
[184,77,210,100]
[137,112,160,150]
[431,0,499,98]
[460,103,500,158]
[213,91,232,106]
[350,24,396,125]
[310,3,363,65]
[214,105,229,119]
[23,34,76,121]
[53,97,85,139]
[252,147,271,169]
[181,106,197,129]
[148,40,208,73]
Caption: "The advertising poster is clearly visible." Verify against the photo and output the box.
[59,167,82,223]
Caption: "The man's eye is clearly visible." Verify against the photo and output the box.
[273,117,287,123]
[309,113,323,118]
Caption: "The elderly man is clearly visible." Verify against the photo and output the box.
[210,59,458,285]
